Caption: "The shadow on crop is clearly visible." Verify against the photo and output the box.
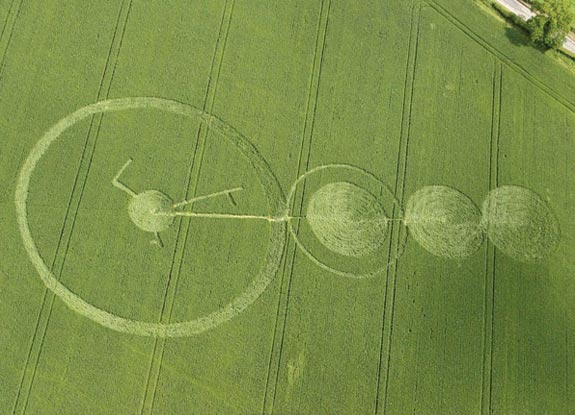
[505,26,530,47]
[504,26,549,54]
[389,244,574,413]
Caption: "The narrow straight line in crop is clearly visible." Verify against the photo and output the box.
[160,211,404,223]
[112,158,244,246]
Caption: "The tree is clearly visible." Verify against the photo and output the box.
[527,0,574,49]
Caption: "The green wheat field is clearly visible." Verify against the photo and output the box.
[1,0,575,414]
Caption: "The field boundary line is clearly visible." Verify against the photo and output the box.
[0,0,24,82]
[481,61,502,415]
[261,1,332,413]
[565,324,571,411]
[373,2,421,414]
[138,1,236,413]
[0,0,17,45]
[425,0,575,114]
[10,1,133,413]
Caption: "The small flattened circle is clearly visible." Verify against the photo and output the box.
[128,190,174,233]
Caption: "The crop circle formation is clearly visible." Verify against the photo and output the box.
[15,99,562,338]
[15,97,287,337]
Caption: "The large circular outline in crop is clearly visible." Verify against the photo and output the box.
[15,97,287,337]
[286,164,407,279]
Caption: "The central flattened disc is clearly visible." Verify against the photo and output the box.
[128,190,175,233]
[306,181,389,257]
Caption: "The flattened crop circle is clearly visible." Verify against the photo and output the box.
[481,186,560,263]
[128,190,175,233]
[15,97,287,337]
[307,181,389,258]
[405,186,485,259]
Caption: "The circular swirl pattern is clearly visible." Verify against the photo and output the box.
[481,186,560,263]
[306,181,389,257]
[128,190,175,233]
[405,186,484,259]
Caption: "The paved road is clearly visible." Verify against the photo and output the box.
[495,0,575,54]
[565,34,575,54]
[498,0,534,20]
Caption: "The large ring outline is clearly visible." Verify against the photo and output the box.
[15,97,287,337]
